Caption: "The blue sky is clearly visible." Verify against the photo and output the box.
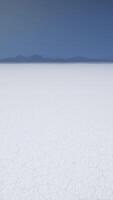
[0,0,113,59]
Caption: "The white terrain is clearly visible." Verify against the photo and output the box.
[0,64,113,200]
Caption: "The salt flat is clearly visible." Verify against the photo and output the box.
[0,64,113,200]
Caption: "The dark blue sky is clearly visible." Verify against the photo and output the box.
[0,0,113,58]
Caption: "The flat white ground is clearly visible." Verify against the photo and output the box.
[0,64,113,200]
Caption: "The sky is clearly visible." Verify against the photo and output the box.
[0,0,113,59]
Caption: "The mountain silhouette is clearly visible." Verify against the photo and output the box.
[0,55,113,63]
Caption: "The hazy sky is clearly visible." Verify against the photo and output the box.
[0,0,113,58]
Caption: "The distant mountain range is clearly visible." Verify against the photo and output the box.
[0,55,113,63]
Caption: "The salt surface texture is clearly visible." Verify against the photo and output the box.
[0,64,113,200]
